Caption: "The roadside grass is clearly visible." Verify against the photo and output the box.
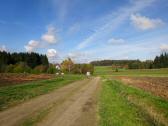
[94,66,168,77]
[99,79,168,126]
[0,74,84,111]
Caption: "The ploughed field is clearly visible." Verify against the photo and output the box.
[0,73,55,87]
[117,76,168,100]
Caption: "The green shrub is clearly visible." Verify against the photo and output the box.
[5,64,14,73]
[47,65,56,74]
[72,64,94,74]
[34,65,48,73]
[13,62,31,73]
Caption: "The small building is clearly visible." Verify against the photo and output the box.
[86,72,90,77]
[55,64,61,70]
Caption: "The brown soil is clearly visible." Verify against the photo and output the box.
[0,77,100,126]
[0,73,54,87]
[117,76,168,100]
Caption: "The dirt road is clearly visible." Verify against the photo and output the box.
[0,77,100,126]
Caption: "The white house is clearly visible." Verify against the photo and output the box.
[55,65,61,70]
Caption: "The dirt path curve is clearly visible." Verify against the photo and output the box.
[0,77,100,126]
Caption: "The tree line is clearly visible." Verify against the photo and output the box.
[0,51,94,74]
[0,51,49,73]
[91,53,168,69]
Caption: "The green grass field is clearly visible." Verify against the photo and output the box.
[0,74,84,111]
[94,66,168,77]
[96,66,168,126]
[99,79,168,126]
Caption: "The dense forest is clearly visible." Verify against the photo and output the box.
[91,53,168,69]
[0,51,49,73]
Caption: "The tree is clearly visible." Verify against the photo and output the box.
[153,53,168,68]
[81,64,94,74]
[61,58,74,73]
[47,64,57,74]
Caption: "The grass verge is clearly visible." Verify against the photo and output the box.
[0,74,84,111]
[99,78,168,126]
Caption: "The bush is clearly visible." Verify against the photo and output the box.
[5,64,14,73]
[33,65,48,73]
[72,64,94,74]
[73,64,82,74]
[81,64,94,74]
[13,65,24,73]
[47,64,56,74]
[13,62,31,73]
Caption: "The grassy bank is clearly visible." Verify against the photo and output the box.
[94,66,168,77]
[99,79,168,126]
[0,74,84,111]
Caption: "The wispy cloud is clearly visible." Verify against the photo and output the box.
[41,25,59,44]
[24,40,39,52]
[67,51,90,63]
[89,34,168,60]
[76,0,156,50]
[130,13,164,30]
[107,38,125,45]
[51,0,71,21]
[67,23,80,35]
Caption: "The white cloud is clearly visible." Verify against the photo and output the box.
[130,14,164,30]
[24,40,39,52]
[47,49,57,58]
[41,26,58,44]
[0,45,7,52]
[160,44,168,52]
[107,38,125,45]
[76,0,156,50]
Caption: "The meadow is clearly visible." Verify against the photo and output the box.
[97,66,168,126]
[94,66,168,77]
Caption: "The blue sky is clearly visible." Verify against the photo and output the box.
[0,0,168,63]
